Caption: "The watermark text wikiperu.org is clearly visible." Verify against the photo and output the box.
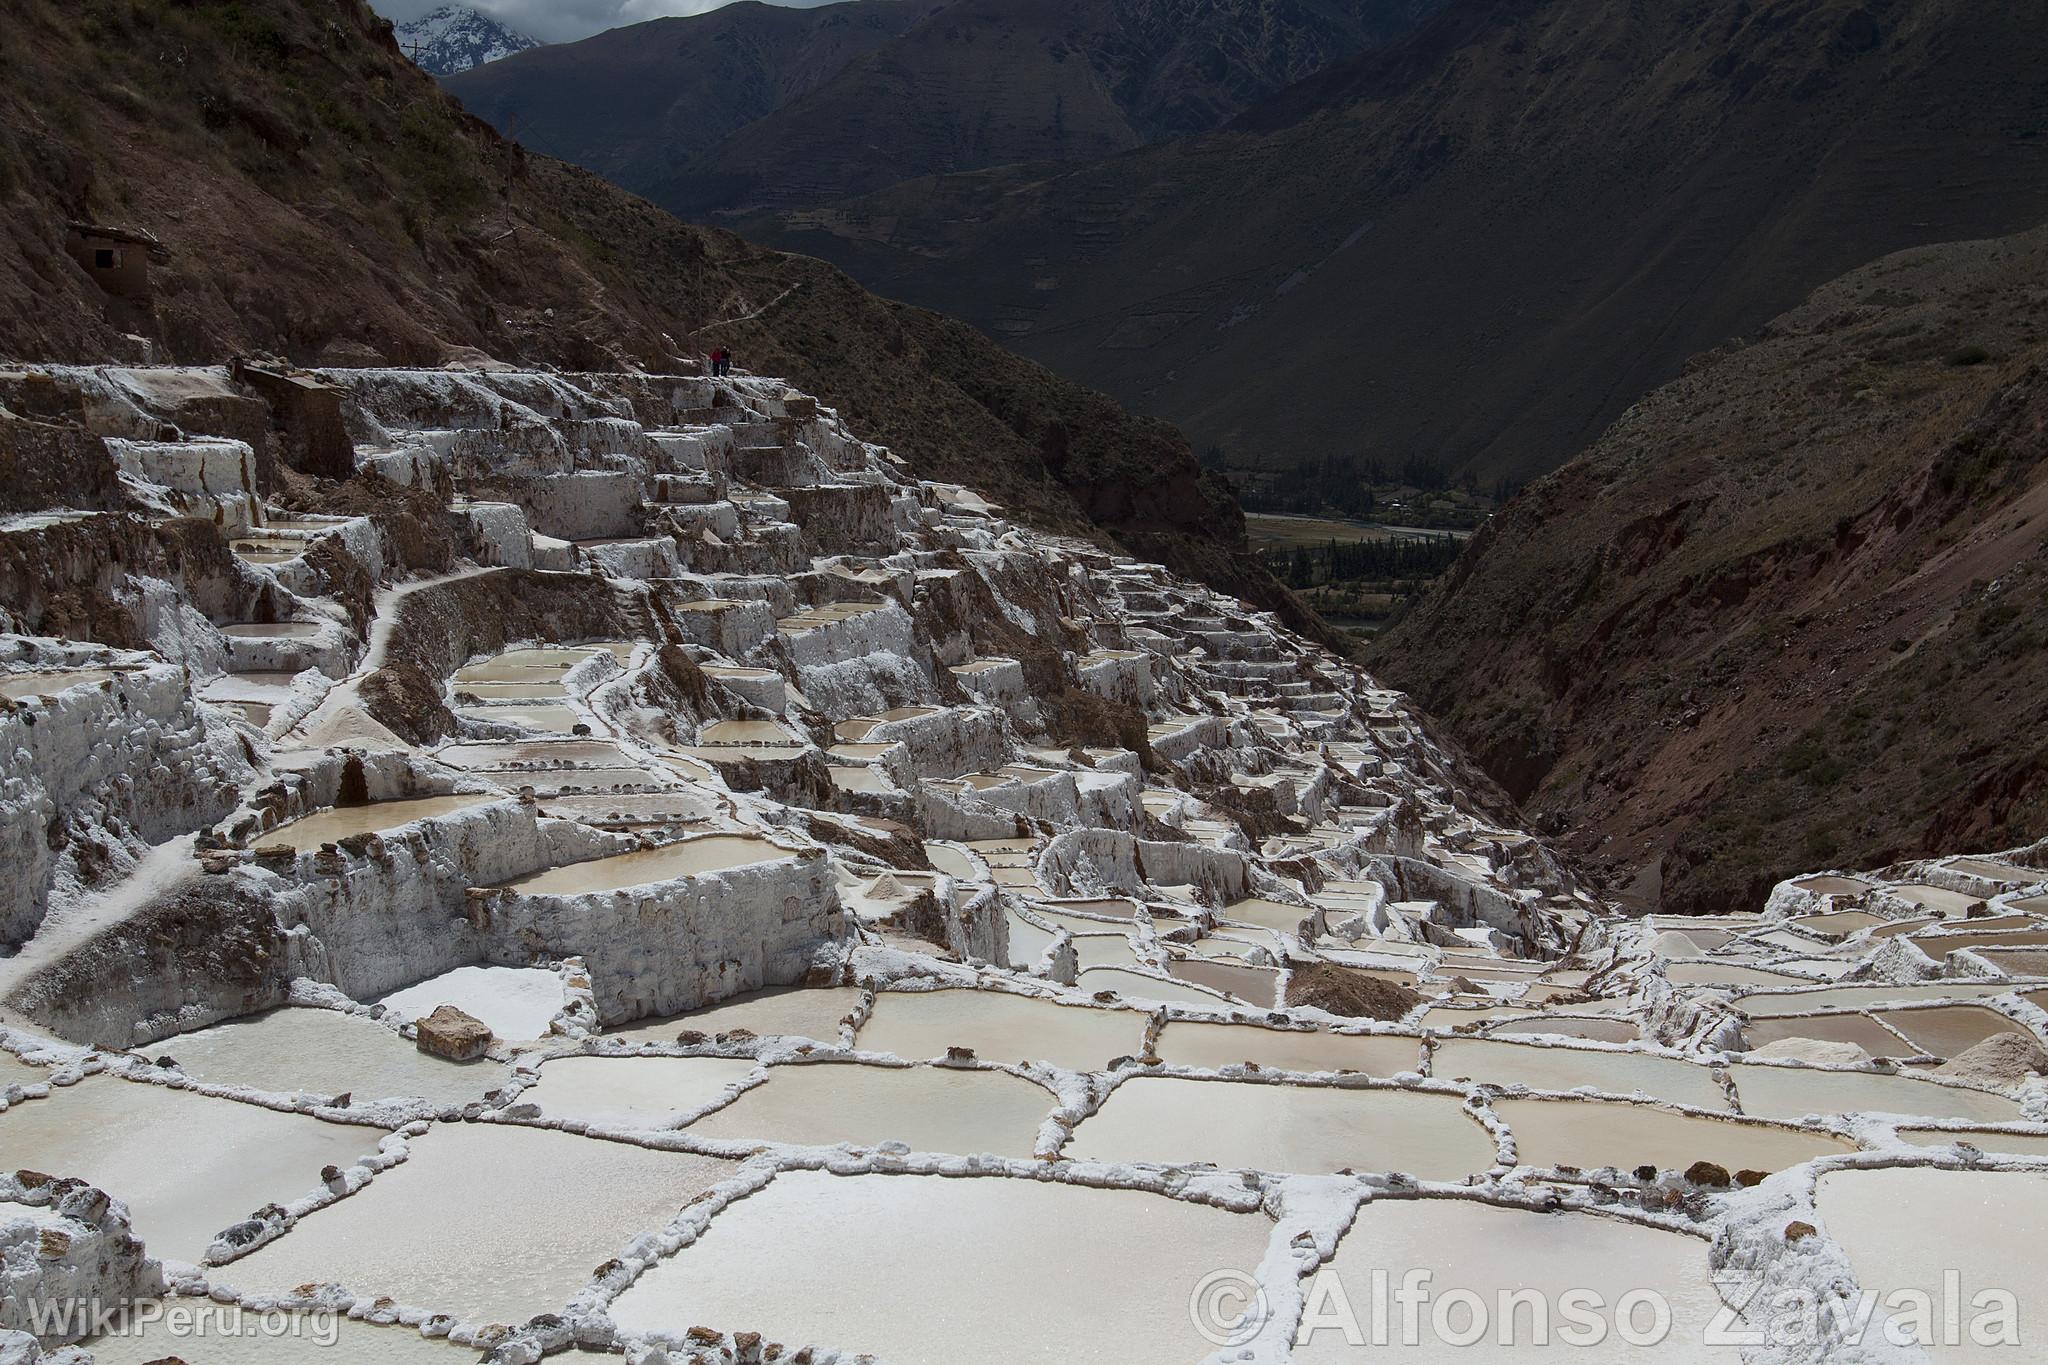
[17,1298,343,1348]
[1189,1266,2025,1351]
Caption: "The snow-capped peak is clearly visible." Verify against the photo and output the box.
[395,5,541,76]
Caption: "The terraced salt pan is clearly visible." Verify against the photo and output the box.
[0,1049,45,1083]
[258,794,494,851]
[525,1055,760,1128]
[373,965,565,1040]
[1066,1076,1494,1178]
[165,1007,507,1104]
[0,1076,386,1262]
[1077,967,1237,1008]
[84,1318,474,1364]
[924,843,978,879]
[1222,897,1313,933]
[856,989,1147,1072]
[456,703,584,732]
[1006,913,1056,968]
[610,1171,1271,1365]
[685,1061,1053,1156]
[1496,1097,1854,1174]
[1887,884,1984,917]
[1664,961,1813,989]
[1896,1126,2048,1156]
[1486,1015,1642,1044]
[1432,1038,1730,1111]
[1071,933,1141,969]
[1876,1005,2029,1058]
[1294,1198,1741,1363]
[437,738,634,769]
[1167,957,1280,1005]
[602,986,862,1045]
[1744,1013,1913,1057]
[227,1123,735,1326]
[1737,982,2021,1016]
[1728,1064,2022,1124]
[1818,1168,2048,1363]
[502,833,792,895]
[1155,1021,1423,1075]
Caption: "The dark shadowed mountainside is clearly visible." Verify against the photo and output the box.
[731,0,2048,487]
[444,0,946,192]
[448,0,1444,217]
[1373,223,2048,914]
[0,0,1325,642]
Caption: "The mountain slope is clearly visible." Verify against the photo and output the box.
[444,0,946,192]
[1372,222,2048,914]
[736,0,2048,486]
[0,0,1322,643]
[397,4,539,75]
[451,0,1442,218]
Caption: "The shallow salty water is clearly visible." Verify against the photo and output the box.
[524,1055,759,1129]
[0,1076,387,1263]
[1155,1021,1423,1075]
[1075,967,1235,1009]
[1431,1038,1730,1111]
[1168,957,1280,1005]
[609,1170,1273,1365]
[1496,1097,1855,1175]
[373,965,565,1040]
[856,990,1147,1072]
[165,1008,506,1105]
[259,794,494,851]
[1818,1168,2048,1364]
[1065,1076,1494,1178]
[1728,1063,2022,1124]
[503,834,791,895]
[1294,1198,1742,1363]
[1895,1126,2048,1156]
[685,1061,1054,1157]
[601,986,862,1046]
[226,1123,735,1326]
[1875,1005,2028,1058]
[1743,1013,1913,1057]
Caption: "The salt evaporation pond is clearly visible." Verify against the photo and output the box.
[1896,1126,2048,1156]
[600,986,862,1046]
[1294,1198,1742,1363]
[1743,1013,1914,1057]
[502,833,791,895]
[0,1050,45,1084]
[226,1123,735,1325]
[259,794,494,851]
[0,669,115,700]
[524,1055,759,1128]
[1005,913,1057,967]
[608,1170,1271,1365]
[164,1007,506,1104]
[1737,982,2021,1016]
[1155,1021,1424,1075]
[1168,956,1280,1004]
[0,1077,385,1262]
[373,964,564,1040]
[685,1062,1053,1157]
[1818,1168,2048,1364]
[1876,1005,2026,1058]
[1075,967,1236,1008]
[1486,1016,1642,1044]
[1728,1063,2022,1124]
[84,1317,474,1364]
[1496,1097,1855,1174]
[1432,1038,1730,1110]
[1065,1076,1494,1178]
[856,989,1147,1072]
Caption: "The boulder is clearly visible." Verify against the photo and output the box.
[414,1005,492,1062]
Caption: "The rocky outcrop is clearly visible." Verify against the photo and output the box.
[414,1004,493,1061]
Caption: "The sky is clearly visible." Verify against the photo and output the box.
[371,0,836,45]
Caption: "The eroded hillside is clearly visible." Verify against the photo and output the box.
[1374,224,2048,914]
